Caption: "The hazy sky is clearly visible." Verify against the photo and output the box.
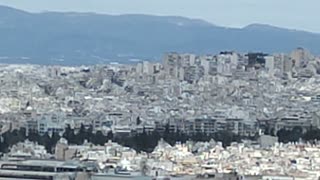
[0,0,318,32]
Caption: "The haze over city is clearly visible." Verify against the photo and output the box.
[1,1,320,180]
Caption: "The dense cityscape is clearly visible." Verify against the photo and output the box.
[0,48,320,179]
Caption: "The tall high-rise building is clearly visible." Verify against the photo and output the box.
[178,67,185,81]
[227,52,239,66]
[290,47,312,68]
[182,54,196,66]
[246,53,267,69]
[136,62,143,74]
[142,61,153,75]
[163,53,180,78]
[265,56,275,73]
[217,54,233,75]
[281,54,293,74]
[200,59,211,76]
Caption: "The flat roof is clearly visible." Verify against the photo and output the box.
[20,160,65,167]
[0,169,74,176]
[0,160,83,169]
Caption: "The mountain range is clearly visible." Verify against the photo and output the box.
[0,5,319,65]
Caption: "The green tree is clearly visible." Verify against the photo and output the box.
[92,131,107,145]
[136,116,142,125]
[303,128,320,141]
[38,133,52,152]
[107,131,113,140]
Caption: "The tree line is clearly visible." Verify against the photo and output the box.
[277,126,320,143]
[0,123,243,154]
[0,124,113,154]
[2,123,320,155]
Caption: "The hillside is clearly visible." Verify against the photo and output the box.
[0,6,319,65]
